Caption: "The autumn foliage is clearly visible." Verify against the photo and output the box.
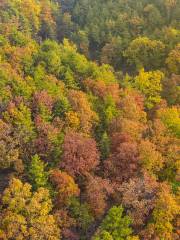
[105,134,140,183]
[0,0,179,239]
[61,132,100,177]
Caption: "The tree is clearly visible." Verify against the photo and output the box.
[103,95,119,125]
[28,154,48,190]
[0,119,23,172]
[53,95,71,118]
[99,132,110,160]
[60,0,76,12]
[118,89,146,122]
[61,132,100,177]
[149,119,180,189]
[34,115,64,162]
[0,0,41,35]
[50,169,80,207]
[3,101,35,143]
[3,40,37,75]
[73,30,89,57]
[0,178,60,239]
[84,175,113,218]
[162,74,180,105]
[58,12,74,41]
[117,172,159,227]
[59,39,92,88]
[143,4,163,32]
[142,183,179,240]
[101,37,123,68]
[39,0,57,39]
[93,230,113,240]
[68,197,94,234]
[54,209,78,240]
[92,206,138,240]
[104,133,139,183]
[166,43,180,74]
[65,111,80,130]
[38,40,61,76]
[32,90,54,122]
[109,89,147,141]
[158,27,180,51]
[68,90,98,134]
[124,37,165,70]
[138,140,164,175]
[84,79,120,102]
[150,119,176,153]
[110,117,146,142]
[133,69,164,109]
[165,0,178,23]
[157,106,180,138]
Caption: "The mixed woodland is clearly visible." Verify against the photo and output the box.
[0,0,179,239]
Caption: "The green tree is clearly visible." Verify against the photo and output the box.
[38,40,61,76]
[28,154,48,190]
[93,206,136,240]
[93,230,113,240]
[99,132,110,160]
[124,37,165,70]
[3,102,35,143]
[69,197,94,234]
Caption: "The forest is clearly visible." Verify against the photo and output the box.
[0,0,179,239]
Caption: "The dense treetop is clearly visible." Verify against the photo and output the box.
[0,0,179,239]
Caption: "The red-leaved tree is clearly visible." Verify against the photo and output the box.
[61,132,100,177]
[104,133,140,183]
[84,174,114,218]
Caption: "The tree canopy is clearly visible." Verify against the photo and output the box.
[0,0,179,239]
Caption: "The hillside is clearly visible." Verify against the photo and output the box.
[0,1,179,239]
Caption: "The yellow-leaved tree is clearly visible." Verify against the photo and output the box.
[133,69,164,109]
[0,178,61,240]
